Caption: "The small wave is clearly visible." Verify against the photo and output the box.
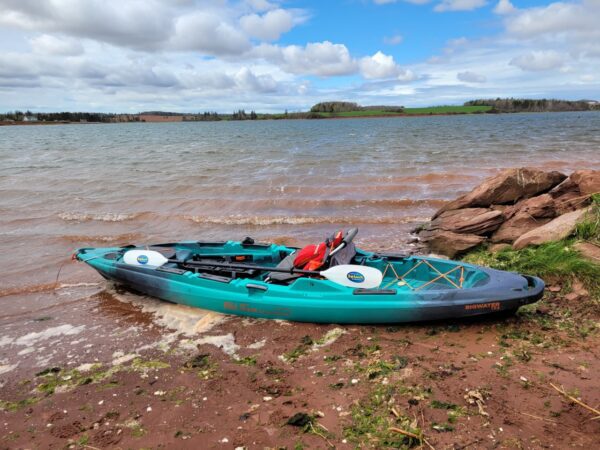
[182,198,445,210]
[58,212,142,222]
[60,233,143,243]
[0,282,101,298]
[184,214,429,226]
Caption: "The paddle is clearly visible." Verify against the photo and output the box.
[122,249,383,289]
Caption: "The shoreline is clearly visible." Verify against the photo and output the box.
[2,109,598,126]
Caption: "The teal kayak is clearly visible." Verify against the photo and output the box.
[75,231,544,324]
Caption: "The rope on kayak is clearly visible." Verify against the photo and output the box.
[382,259,465,291]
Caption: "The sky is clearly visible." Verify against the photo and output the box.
[0,0,599,113]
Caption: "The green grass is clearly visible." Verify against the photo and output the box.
[575,193,600,244]
[318,109,404,117]
[344,384,424,448]
[403,105,492,114]
[463,240,600,298]
[464,194,599,299]
[315,105,491,118]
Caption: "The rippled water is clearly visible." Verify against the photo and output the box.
[1,111,599,292]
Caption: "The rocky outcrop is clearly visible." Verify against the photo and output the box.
[512,208,589,250]
[418,168,598,257]
[434,168,566,217]
[570,170,600,196]
[420,230,485,259]
[491,194,556,243]
[427,208,504,235]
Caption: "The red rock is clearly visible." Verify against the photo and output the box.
[489,243,510,253]
[491,215,552,243]
[428,208,504,236]
[549,170,600,215]
[513,208,590,250]
[492,194,557,243]
[434,168,566,217]
[570,170,600,196]
[574,242,600,264]
[420,230,485,258]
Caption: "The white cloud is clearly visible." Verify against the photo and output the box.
[253,41,358,77]
[373,0,432,4]
[30,34,83,56]
[434,0,487,12]
[0,0,174,50]
[504,1,597,37]
[171,11,251,55]
[383,34,403,45]
[457,70,486,83]
[359,51,403,79]
[509,50,566,71]
[244,0,278,12]
[240,8,296,41]
[493,0,516,15]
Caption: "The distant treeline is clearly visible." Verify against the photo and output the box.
[310,101,404,113]
[3,99,597,124]
[465,98,598,113]
[0,110,138,122]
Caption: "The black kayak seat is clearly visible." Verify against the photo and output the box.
[267,252,303,283]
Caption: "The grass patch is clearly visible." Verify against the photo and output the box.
[404,105,491,114]
[575,193,600,243]
[463,240,600,298]
[235,356,258,366]
[344,384,425,448]
[430,400,460,410]
[282,335,314,362]
[0,397,40,412]
[315,105,492,118]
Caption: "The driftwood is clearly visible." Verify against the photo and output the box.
[550,383,600,418]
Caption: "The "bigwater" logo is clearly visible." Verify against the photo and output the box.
[346,271,365,283]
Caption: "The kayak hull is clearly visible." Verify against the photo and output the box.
[75,241,544,324]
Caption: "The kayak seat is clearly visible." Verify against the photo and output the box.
[266,252,303,284]
[175,249,193,262]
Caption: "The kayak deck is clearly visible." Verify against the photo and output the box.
[75,239,545,323]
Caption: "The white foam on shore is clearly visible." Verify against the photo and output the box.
[112,353,138,366]
[194,333,239,358]
[14,324,86,347]
[0,336,14,347]
[0,362,19,375]
[76,363,97,372]
[248,339,266,349]
[109,287,226,336]
[312,327,346,349]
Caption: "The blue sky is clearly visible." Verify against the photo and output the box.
[0,0,598,112]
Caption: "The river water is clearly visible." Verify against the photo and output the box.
[1,111,599,294]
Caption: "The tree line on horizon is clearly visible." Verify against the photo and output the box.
[465,98,598,113]
[2,98,598,123]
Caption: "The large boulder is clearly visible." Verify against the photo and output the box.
[434,168,566,217]
[491,215,552,243]
[570,170,600,196]
[513,208,590,250]
[420,230,485,258]
[502,193,557,220]
[428,208,504,236]
[549,171,598,214]
[491,194,557,243]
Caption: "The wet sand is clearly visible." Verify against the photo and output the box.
[1,280,598,448]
